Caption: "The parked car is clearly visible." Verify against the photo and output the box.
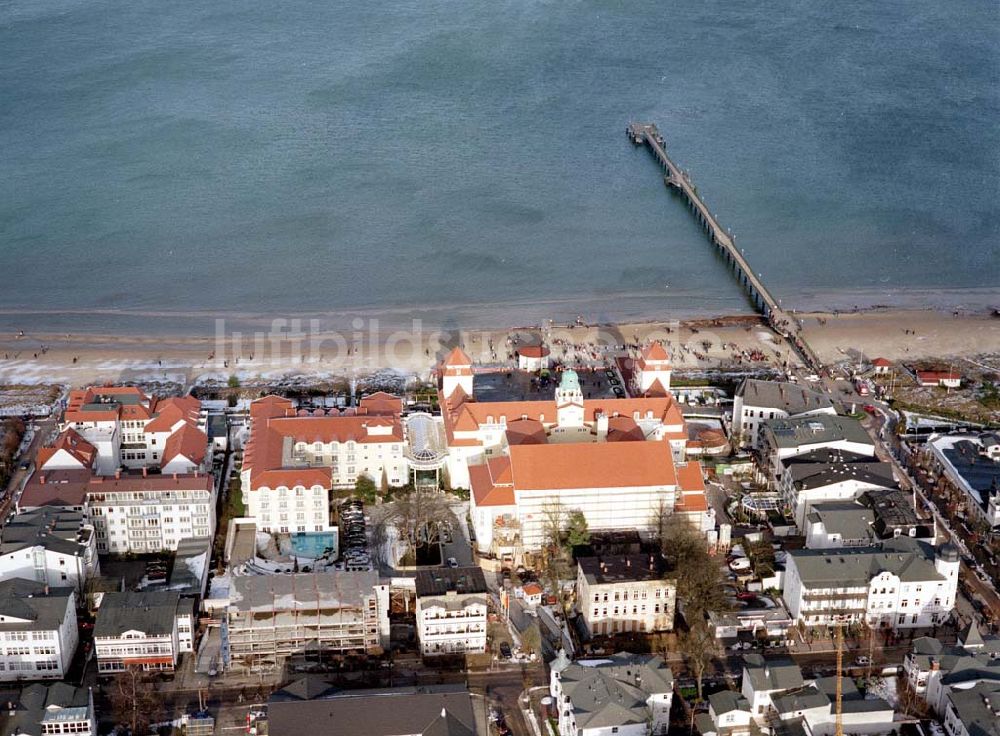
[447,557,458,568]
[854,655,871,666]
[499,642,512,659]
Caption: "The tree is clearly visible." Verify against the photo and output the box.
[227,374,241,389]
[108,666,158,735]
[521,621,542,656]
[656,512,730,625]
[679,621,716,702]
[565,510,590,548]
[355,476,379,504]
[373,487,452,565]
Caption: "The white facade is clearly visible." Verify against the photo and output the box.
[550,653,673,736]
[577,557,676,637]
[94,593,191,674]
[925,434,1000,529]
[416,594,488,656]
[783,472,892,529]
[244,482,330,534]
[732,380,836,448]
[783,543,959,630]
[0,511,100,595]
[0,586,78,682]
[87,481,216,554]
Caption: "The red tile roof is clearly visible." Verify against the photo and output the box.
[509,441,676,491]
[872,357,892,367]
[37,429,96,470]
[641,341,670,362]
[442,347,472,367]
[20,468,213,509]
[469,458,516,507]
[518,345,550,359]
[161,423,209,467]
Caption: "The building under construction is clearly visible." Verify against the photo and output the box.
[224,571,390,672]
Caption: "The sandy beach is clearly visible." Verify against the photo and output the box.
[0,308,995,389]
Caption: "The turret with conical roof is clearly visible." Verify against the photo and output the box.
[635,341,672,394]
[440,347,474,398]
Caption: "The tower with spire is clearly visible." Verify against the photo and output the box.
[440,347,474,399]
[555,370,584,428]
[635,341,672,395]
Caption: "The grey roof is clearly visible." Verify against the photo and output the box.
[783,448,878,465]
[266,689,477,736]
[737,379,834,415]
[578,555,667,585]
[167,536,211,596]
[708,689,750,715]
[0,579,74,633]
[764,415,873,451]
[806,502,876,542]
[743,655,804,693]
[229,570,380,612]
[862,488,923,534]
[0,508,91,558]
[3,683,91,736]
[94,590,184,638]
[938,437,1000,514]
[788,538,945,587]
[770,685,829,714]
[559,653,673,729]
[786,460,895,491]
[269,675,340,702]
[415,567,487,597]
[946,681,1000,736]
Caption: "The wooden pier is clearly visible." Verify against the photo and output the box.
[627,122,822,371]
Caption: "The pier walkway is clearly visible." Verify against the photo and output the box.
[627,122,822,372]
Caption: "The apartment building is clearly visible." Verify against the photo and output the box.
[759,415,875,491]
[0,508,99,594]
[904,623,1000,716]
[776,448,895,528]
[550,651,674,736]
[94,591,194,674]
[241,395,407,533]
[19,468,215,554]
[61,387,209,474]
[0,580,78,682]
[414,567,488,656]
[576,555,676,637]
[732,379,835,447]
[925,433,1000,530]
[2,683,97,736]
[783,539,959,629]
[225,571,390,672]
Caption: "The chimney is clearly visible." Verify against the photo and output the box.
[43,584,49,595]
[40,474,46,484]
[142,467,147,477]
[114,468,121,479]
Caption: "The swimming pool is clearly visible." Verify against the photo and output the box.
[290,531,338,560]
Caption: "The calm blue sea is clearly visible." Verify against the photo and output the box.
[1,0,998,335]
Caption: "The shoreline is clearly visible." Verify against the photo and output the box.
[0,306,994,389]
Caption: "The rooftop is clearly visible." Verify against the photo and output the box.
[415,567,488,597]
[229,570,380,613]
[805,502,877,543]
[0,507,92,558]
[94,590,185,638]
[763,415,873,451]
[578,555,668,585]
[737,379,834,415]
[0,579,74,633]
[788,538,945,587]
[1,683,91,736]
[557,653,673,729]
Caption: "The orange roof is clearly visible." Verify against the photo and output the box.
[522,583,543,596]
[509,441,675,491]
[469,458,516,507]
[144,397,201,434]
[606,416,645,442]
[641,341,670,362]
[161,423,209,467]
[518,345,550,359]
[675,461,706,492]
[443,346,472,367]
[37,429,96,470]
[358,392,403,417]
[65,386,153,423]
[506,418,548,445]
[21,468,213,508]
[872,357,892,367]
[243,410,403,490]
[642,378,670,398]
[250,395,295,420]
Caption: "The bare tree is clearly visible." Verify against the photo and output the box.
[374,488,453,566]
[107,666,158,735]
[657,512,729,625]
[679,621,716,703]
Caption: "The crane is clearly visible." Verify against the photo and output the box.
[835,622,844,736]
